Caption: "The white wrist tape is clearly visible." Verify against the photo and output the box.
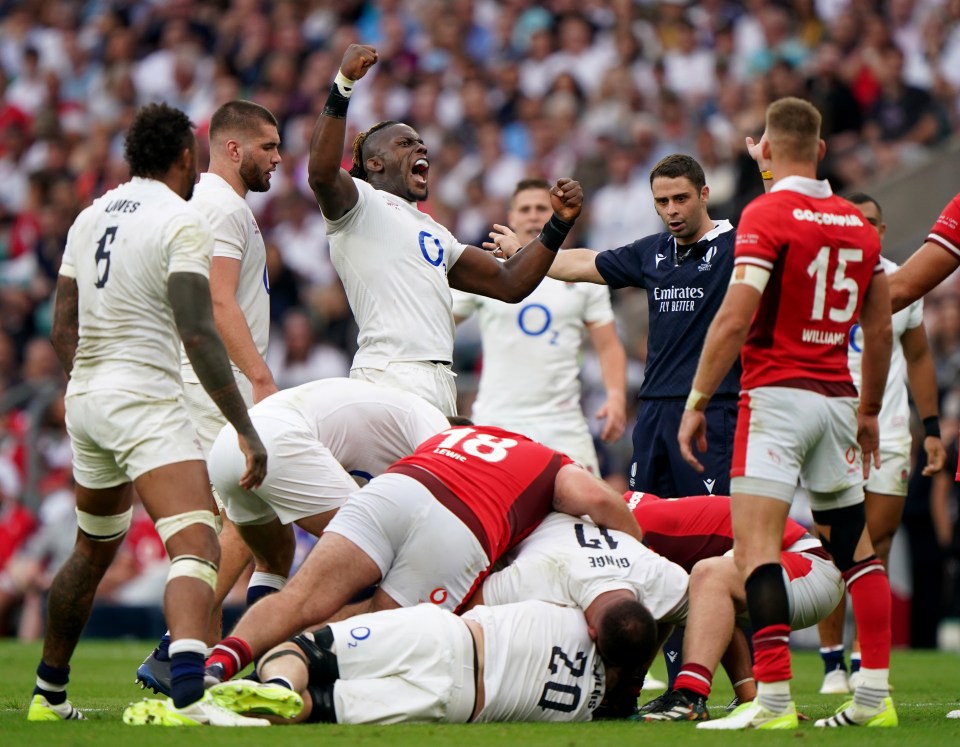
[334,71,357,98]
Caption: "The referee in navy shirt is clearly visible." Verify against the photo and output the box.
[493,154,739,498]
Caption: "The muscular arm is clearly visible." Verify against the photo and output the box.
[210,256,277,403]
[587,321,627,442]
[551,464,643,542]
[50,275,79,376]
[857,271,893,475]
[169,271,266,486]
[447,243,559,302]
[548,249,606,283]
[889,242,959,312]
[901,321,946,474]
[306,45,378,220]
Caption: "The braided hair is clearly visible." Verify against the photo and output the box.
[348,120,400,180]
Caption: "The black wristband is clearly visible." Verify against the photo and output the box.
[537,213,575,252]
[923,415,941,439]
[322,83,350,119]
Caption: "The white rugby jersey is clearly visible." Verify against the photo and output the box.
[181,172,270,390]
[452,276,615,421]
[483,512,688,623]
[847,256,924,450]
[325,178,467,368]
[222,378,448,480]
[60,177,212,398]
[465,601,604,723]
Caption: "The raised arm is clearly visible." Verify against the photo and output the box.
[169,271,267,489]
[306,44,379,220]
[488,225,606,284]
[447,178,583,301]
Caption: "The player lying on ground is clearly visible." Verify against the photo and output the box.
[208,598,656,724]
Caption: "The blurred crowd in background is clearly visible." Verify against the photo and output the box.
[0,0,958,644]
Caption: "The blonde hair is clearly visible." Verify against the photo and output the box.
[766,97,822,163]
[349,120,400,180]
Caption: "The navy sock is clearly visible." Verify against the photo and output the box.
[662,627,685,688]
[820,646,847,675]
[170,651,205,709]
[156,632,171,662]
[34,661,70,705]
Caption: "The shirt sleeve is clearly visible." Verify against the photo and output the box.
[927,192,960,260]
[165,208,214,277]
[59,219,79,279]
[207,204,246,261]
[582,283,615,326]
[450,288,480,319]
[595,240,648,290]
[733,198,782,270]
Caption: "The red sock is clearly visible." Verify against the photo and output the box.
[204,636,252,680]
[752,624,792,683]
[674,662,713,698]
[845,558,891,670]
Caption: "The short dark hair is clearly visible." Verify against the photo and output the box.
[513,178,551,197]
[124,103,195,179]
[595,598,657,673]
[209,100,278,139]
[649,154,706,192]
[349,120,401,180]
[847,192,882,221]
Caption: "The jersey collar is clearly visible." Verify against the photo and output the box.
[770,175,833,198]
[672,219,733,264]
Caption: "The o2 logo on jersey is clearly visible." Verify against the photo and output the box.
[347,626,371,648]
[419,230,445,267]
[849,323,862,353]
[428,587,448,605]
[517,303,558,345]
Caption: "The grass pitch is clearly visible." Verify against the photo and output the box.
[2,639,958,747]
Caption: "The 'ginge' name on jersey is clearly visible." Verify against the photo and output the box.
[652,286,705,313]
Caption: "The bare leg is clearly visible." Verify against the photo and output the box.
[229,532,382,659]
[40,483,132,668]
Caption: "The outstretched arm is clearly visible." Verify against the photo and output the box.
[552,464,643,541]
[306,44,378,220]
[889,242,959,312]
[447,178,584,302]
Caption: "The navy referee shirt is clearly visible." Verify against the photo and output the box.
[595,220,742,400]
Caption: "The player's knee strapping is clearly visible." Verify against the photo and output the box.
[256,646,307,680]
[812,503,866,572]
[291,627,340,686]
[154,509,219,544]
[167,555,218,591]
[154,509,220,591]
[76,507,133,542]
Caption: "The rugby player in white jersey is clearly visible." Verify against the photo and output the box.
[207,598,655,725]
[452,179,627,474]
[28,103,268,727]
[816,194,945,695]
[308,45,583,417]
[206,378,450,584]
[137,100,283,695]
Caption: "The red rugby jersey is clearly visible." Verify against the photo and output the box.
[734,178,882,393]
[926,192,960,260]
[389,425,573,560]
[624,492,808,572]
